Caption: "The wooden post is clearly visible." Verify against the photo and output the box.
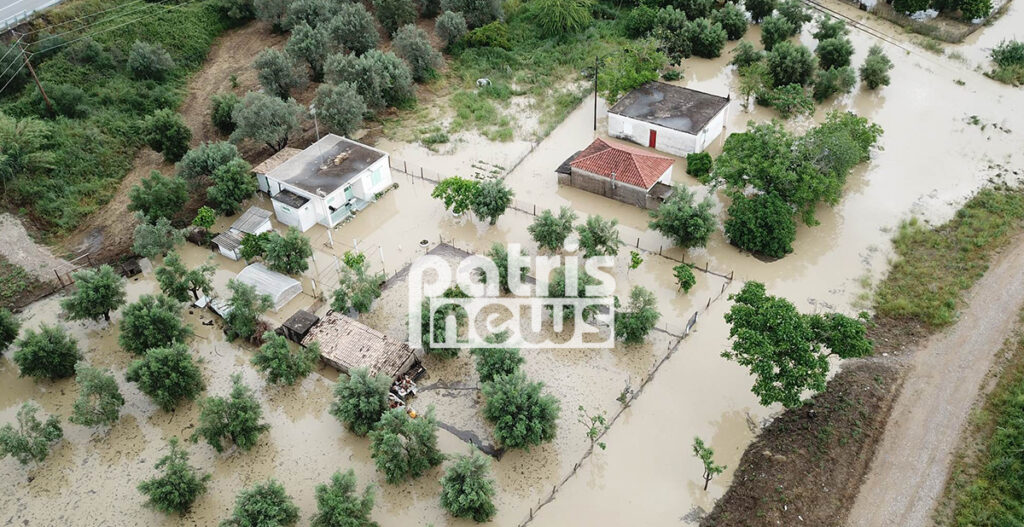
[404,161,408,174]
[420,166,423,178]
[54,269,63,287]
[17,38,53,116]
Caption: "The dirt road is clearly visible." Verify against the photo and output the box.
[847,236,1024,526]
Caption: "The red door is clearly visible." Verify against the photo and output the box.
[648,129,657,148]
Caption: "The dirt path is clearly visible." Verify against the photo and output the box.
[0,214,70,280]
[60,21,287,261]
[847,236,1024,526]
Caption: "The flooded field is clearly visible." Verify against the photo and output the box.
[4,0,1024,524]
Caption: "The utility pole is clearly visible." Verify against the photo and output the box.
[593,55,598,131]
[14,34,52,115]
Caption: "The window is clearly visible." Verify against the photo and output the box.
[343,186,354,200]
[370,168,382,186]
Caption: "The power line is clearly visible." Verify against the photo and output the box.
[0,60,27,95]
[0,36,26,84]
[30,0,176,46]
[27,0,202,55]
[0,34,25,69]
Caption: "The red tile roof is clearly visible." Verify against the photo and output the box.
[569,138,675,189]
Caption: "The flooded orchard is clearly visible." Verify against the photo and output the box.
[4,0,1024,525]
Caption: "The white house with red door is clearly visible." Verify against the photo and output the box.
[607,81,730,156]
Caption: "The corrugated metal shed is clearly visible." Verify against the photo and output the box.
[230,207,272,235]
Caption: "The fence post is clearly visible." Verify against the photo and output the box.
[707,298,711,309]
[636,238,640,248]
[403,161,408,174]
[659,245,662,255]
[420,166,423,178]
[533,204,536,215]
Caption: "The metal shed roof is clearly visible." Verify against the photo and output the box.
[235,263,303,311]
[230,207,272,234]
[212,230,243,252]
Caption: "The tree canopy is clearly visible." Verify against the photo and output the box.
[432,176,480,215]
[138,437,210,515]
[128,171,188,222]
[440,451,497,522]
[252,332,320,385]
[0,402,63,465]
[614,286,660,345]
[119,294,192,356]
[264,228,313,275]
[192,374,270,453]
[61,264,126,322]
[310,470,377,527]
[576,215,622,257]
[481,372,560,450]
[724,192,798,258]
[529,207,577,253]
[368,407,445,484]
[648,186,716,249]
[126,343,205,412]
[69,363,124,428]
[13,324,81,380]
[155,251,217,302]
[221,479,300,527]
[471,178,514,225]
[330,367,392,436]
[224,279,274,342]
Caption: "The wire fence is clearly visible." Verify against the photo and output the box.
[390,156,736,282]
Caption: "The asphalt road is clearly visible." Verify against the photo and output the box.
[0,0,62,25]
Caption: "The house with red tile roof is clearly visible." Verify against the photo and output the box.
[556,138,677,209]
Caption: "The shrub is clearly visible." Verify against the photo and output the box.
[208,159,258,216]
[138,437,210,514]
[816,36,855,69]
[230,91,303,152]
[471,333,524,382]
[176,141,242,184]
[325,50,415,110]
[252,332,319,385]
[436,11,469,48]
[615,286,660,345]
[393,24,443,83]
[373,0,417,35]
[991,40,1024,68]
[128,40,176,80]
[860,44,894,89]
[119,294,191,356]
[224,279,274,341]
[711,3,747,40]
[142,109,192,163]
[329,367,392,436]
[471,178,514,225]
[0,402,63,465]
[624,5,660,37]
[526,0,594,37]
[440,0,502,28]
[263,228,312,275]
[598,41,666,104]
[959,0,992,19]
[313,83,365,137]
[126,343,205,412]
[686,18,728,59]
[129,171,188,222]
[286,21,330,81]
[211,92,241,135]
[724,193,797,258]
[812,66,856,102]
[191,373,270,453]
[686,151,713,179]
[69,364,124,428]
[13,324,81,380]
[766,41,817,87]
[745,0,775,22]
[254,48,307,98]
[463,20,512,50]
[529,207,578,252]
[0,309,20,356]
[61,264,126,323]
[133,215,185,259]
[481,372,560,449]
[327,4,380,55]
[222,480,300,527]
[761,83,814,118]
[310,470,377,527]
[731,40,763,68]
[648,186,716,248]
[440,451,497,522]
[35,83,89,118]
[332,263,384,313]
[369,407,445,484]
[893,0,930,13]
[760,15,794,52]
[674,263,696,292]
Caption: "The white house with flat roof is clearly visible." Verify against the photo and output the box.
[608,81,730,156]
[252,134,393,232]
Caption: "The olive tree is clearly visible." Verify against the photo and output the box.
[471,178,514,225]
[252,332,320,385]
[760,15,794,52]
[614,286,660,345]
[368,407,445,484]
[440,451,497,522]
[224,279,274,341]
[812,65,856,102]
[776,0,811,35]
[722,281,872,408]
[155,251,216,302]
[576,215,622,257]
[0,402,63,465]
[12,324,81,380]
[393,24,443,82]
[138,437,210,514]
[128,40,175,80]
[673,263,696,292]
[208,158,258,215]
[284,0,339,28]
[325,50,415,110]
[816,36,855,69]
[859,44,894,89]
[686,18,728,59]
[766,41,817,88]
[126,343,205,412]
[119,294,192,356]
[529,207,577,253]
[648,186,716,249]
[128,171,188,222]
[435,11,468,49]
[230,91,303,152]
[331,261,383,313]
[482,243,527,294]
[813,15,848,41]
[69,364,124,428]
[712,4,747,40]
[471,332,524,383]
[264,228,312,275]
[310,470,377,527]
[314,83,366,137]
[176,141,242,186]
[373,0,417,35]
[133,215,185,260]
[191,374,270,453]
[142,109,192,163]
[326,4,379,55]
[222,480,300,527]
[744,0,775,22]
[286,22,330,81]
[440,0,502,28]
[481,372,560,450]
[254,0,289,31]
[61,264,126,323]
[254,48,307,99]
[329,367,392,436]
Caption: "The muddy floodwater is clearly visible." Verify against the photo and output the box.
[5,0,1024,525]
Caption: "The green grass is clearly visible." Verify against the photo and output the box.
[0,257,40,308]
[874,186,1024,327]
[916,37,946,55]
[449,90,514,142]
[941,310,1024,526]
[0,0,231,238]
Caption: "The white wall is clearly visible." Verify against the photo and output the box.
[608,114,695,157]
[269,184,319,232]
[693,105,728,153]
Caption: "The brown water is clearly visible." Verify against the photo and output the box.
[4,2,1024,525]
